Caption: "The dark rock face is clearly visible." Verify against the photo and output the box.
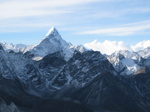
[130,73,150,101]
[33,51,116,91]
[0,44,4,50]
[72,72,150,112]
[50,51,116,89]
[0,74,93,112]
[39,51,66,68]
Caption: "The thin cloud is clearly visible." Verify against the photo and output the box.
[0,1,72,19]
[0,0,117,19]
[125,7,150,13]
[0,0,120,33]
[80,21,150,36]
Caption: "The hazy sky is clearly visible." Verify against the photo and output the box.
[0,0,150,54]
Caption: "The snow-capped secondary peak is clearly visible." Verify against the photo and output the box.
[71,45,87,53]
[107,49,141,75]
[0,42,32,53]
[138,47,150,58]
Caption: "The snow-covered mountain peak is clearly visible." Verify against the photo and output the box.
[42,27,69,47]
[29,27,73,60]
[45,27,59,37]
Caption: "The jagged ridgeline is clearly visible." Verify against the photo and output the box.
[0,27,150,112]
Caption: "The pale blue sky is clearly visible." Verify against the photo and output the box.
[0,0,150,49]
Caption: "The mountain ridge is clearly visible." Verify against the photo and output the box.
[0,27,150,112]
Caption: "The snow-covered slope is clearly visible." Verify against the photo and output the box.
[107,49,150,75]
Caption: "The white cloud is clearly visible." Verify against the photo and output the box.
[84,40,150,55]
[81,21,150,36]
[131,40,150,52]
[84,40,128,55]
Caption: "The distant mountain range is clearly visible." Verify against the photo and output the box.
[0,27,150,112]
